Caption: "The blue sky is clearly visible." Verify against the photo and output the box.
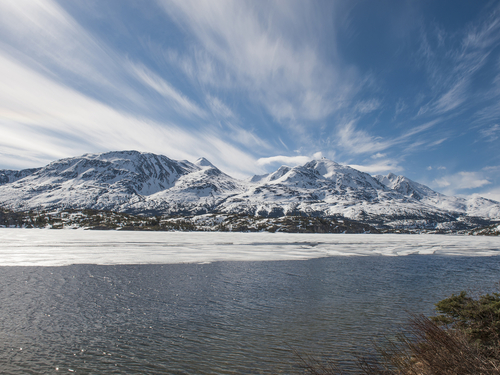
[1,1,500,200]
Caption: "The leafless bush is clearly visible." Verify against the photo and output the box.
[298,314,500,374]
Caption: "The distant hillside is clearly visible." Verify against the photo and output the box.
[0,207,379,234]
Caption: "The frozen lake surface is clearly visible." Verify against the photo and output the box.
[0,229,499,266]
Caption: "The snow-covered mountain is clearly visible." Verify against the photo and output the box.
[0,151,499,230]
[225,159,449,222]
[374,173,500,219]
[0,151,228,212]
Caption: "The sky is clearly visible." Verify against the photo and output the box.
[0,0,500,200]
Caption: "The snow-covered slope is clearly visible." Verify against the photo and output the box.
[374,173,500,219]
[0,151,499,229]
[130,162,247,215]
[374,173,436,200]
[0,168,40,185]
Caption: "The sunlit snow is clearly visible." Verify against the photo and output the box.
[0,229,499,266]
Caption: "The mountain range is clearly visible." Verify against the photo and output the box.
[1,150,499,230]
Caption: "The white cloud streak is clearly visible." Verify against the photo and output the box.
[433,79,468,114]
[334,118,443,158]
[433,171,491,190]
[418,5,500,118]
[206,95,234,119]
[158,0,357,123]
[0,0,146,109]
[0,0,271,177]
[355,99,381,114]
[0,50,260,177]
[129,62,207,118]
[480,124,500,141]
[336,121,395,154]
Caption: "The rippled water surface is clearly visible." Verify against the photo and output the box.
[0,231,499,374]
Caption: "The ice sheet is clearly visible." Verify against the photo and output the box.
[0,229,499,266]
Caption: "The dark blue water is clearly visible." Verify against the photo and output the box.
[0,256,499,374]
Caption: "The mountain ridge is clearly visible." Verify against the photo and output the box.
[0,150,498,231]
[374,173,500,220]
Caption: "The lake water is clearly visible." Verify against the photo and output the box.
[0,229,499,374]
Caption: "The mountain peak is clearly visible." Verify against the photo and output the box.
[195,157,215,168]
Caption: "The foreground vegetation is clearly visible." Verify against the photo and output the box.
[300,290,500,374]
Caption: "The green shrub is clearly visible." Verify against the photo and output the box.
[298,290,500,374]
[431,291,500,359]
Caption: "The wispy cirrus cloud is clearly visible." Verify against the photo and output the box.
[0,0,147,111]
[0,0,267,177]
[157,0,358,124]
[416,4,500,118]
[479,124,500,141]
[206,95,235,119]
[336,121,394,155]
[129,62,207,118]
[333,117,445,161]
[427,166,446,171]
[433,79,468,114]
[355,99,381,114]
[0,51,261,177]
